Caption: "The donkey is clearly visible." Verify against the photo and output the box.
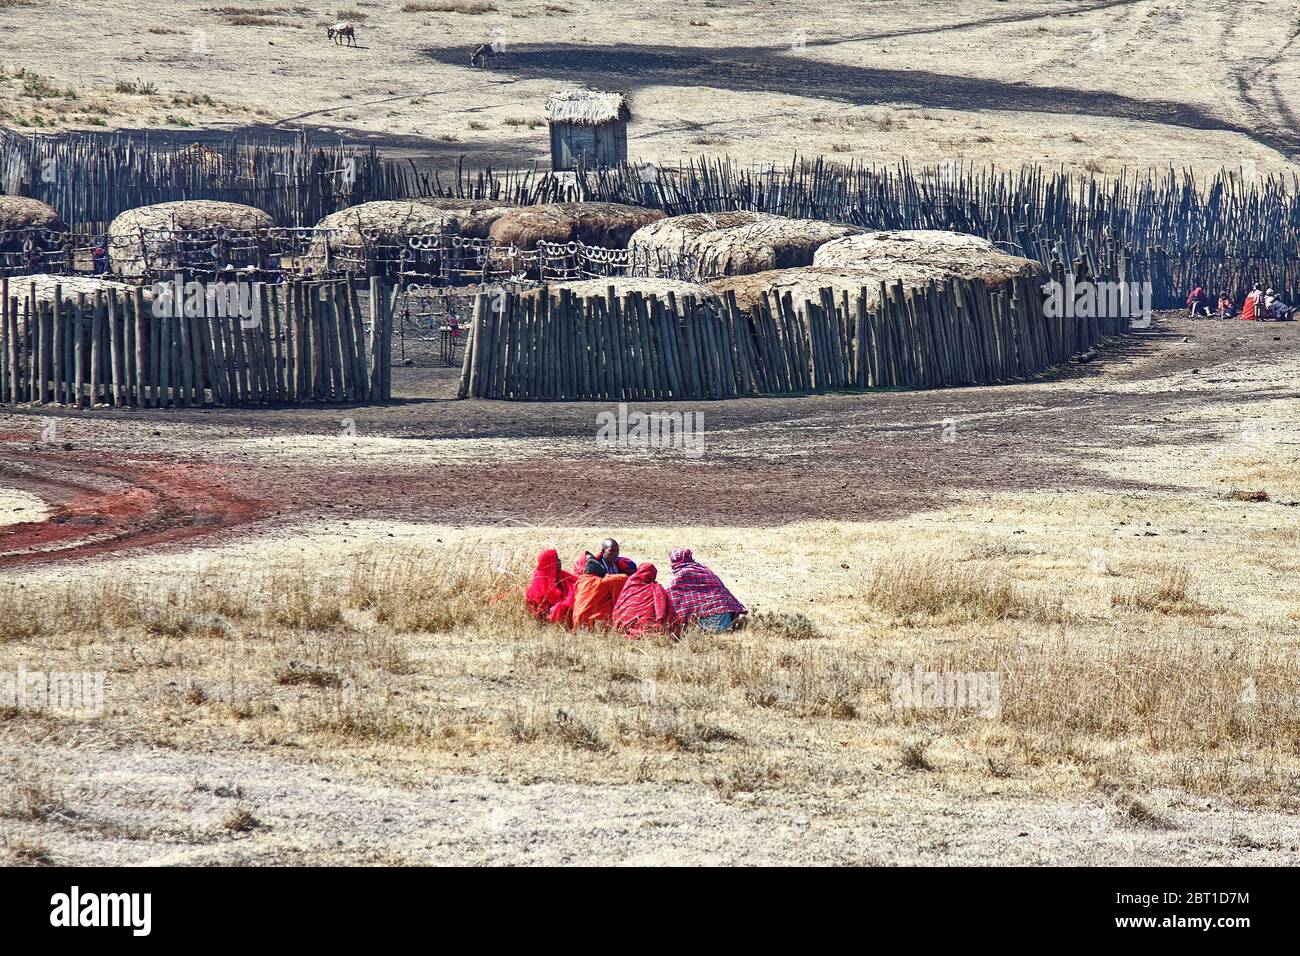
[327,23,357,46]
[470,41,506,67]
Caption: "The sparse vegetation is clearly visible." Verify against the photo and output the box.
[865,556,1065,623]
[114,79,159,95]
[401,0,497,12]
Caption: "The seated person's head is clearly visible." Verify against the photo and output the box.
[601,538,620,564]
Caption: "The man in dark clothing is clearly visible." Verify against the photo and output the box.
[586,538,637,576]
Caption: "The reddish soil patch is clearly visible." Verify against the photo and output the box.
[0,444,267,569]
[0,314,1294,569]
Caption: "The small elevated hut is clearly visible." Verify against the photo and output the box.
[546,91,631,171]
[107,200,274,278]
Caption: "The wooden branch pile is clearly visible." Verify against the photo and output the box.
[456,273,1130,401]
[0,277,393,407]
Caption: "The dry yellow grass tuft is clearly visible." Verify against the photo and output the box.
[865,556,1066,623]
[1111,564,1214,616]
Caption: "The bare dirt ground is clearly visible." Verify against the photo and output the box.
[2,313,1300,865]
[4,0,1298,178]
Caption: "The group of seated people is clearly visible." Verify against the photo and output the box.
[524,538,746,638]
[1187,285,1293,320]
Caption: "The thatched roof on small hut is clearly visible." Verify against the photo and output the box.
[711,268,890,312]
[107,200,274,275]
[807,230,1044,295]
[545,90,631,125]
[812,229,1001,269]
[525,276,722,309]
[0,197,67,249]
[487,202,665,251]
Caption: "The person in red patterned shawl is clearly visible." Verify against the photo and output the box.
[524,549,578,627]
[611,563,680,639]
[666,547,746,632]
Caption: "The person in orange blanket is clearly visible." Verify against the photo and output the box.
[524,549,578,626]
[611,563,681,639]
[572,560,629,630]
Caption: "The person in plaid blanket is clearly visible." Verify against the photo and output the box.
[666,548,747,632]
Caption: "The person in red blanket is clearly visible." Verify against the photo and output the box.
[1241,285,1264,321]
[666,547,747,632]
[611,563,680,639]
[524,549,578,627]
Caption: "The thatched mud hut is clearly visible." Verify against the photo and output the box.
[626,211,778,263]
[411,196,519,238]
[812,229,1004,269]
[711,248,1045,312]
[629,213,861,279]
[0,196,68,251]
[107,200,274,277]
[309,200,462,264]
[20,273,143,304]
[487,202,665,252]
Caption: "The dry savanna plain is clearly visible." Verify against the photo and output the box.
[1,315,1300,865]
[2,0,1300,866]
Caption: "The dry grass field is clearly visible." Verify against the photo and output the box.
[3,0,1298,177]
[2,315,1300,864]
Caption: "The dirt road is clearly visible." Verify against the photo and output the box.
[1,313,1295,570]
